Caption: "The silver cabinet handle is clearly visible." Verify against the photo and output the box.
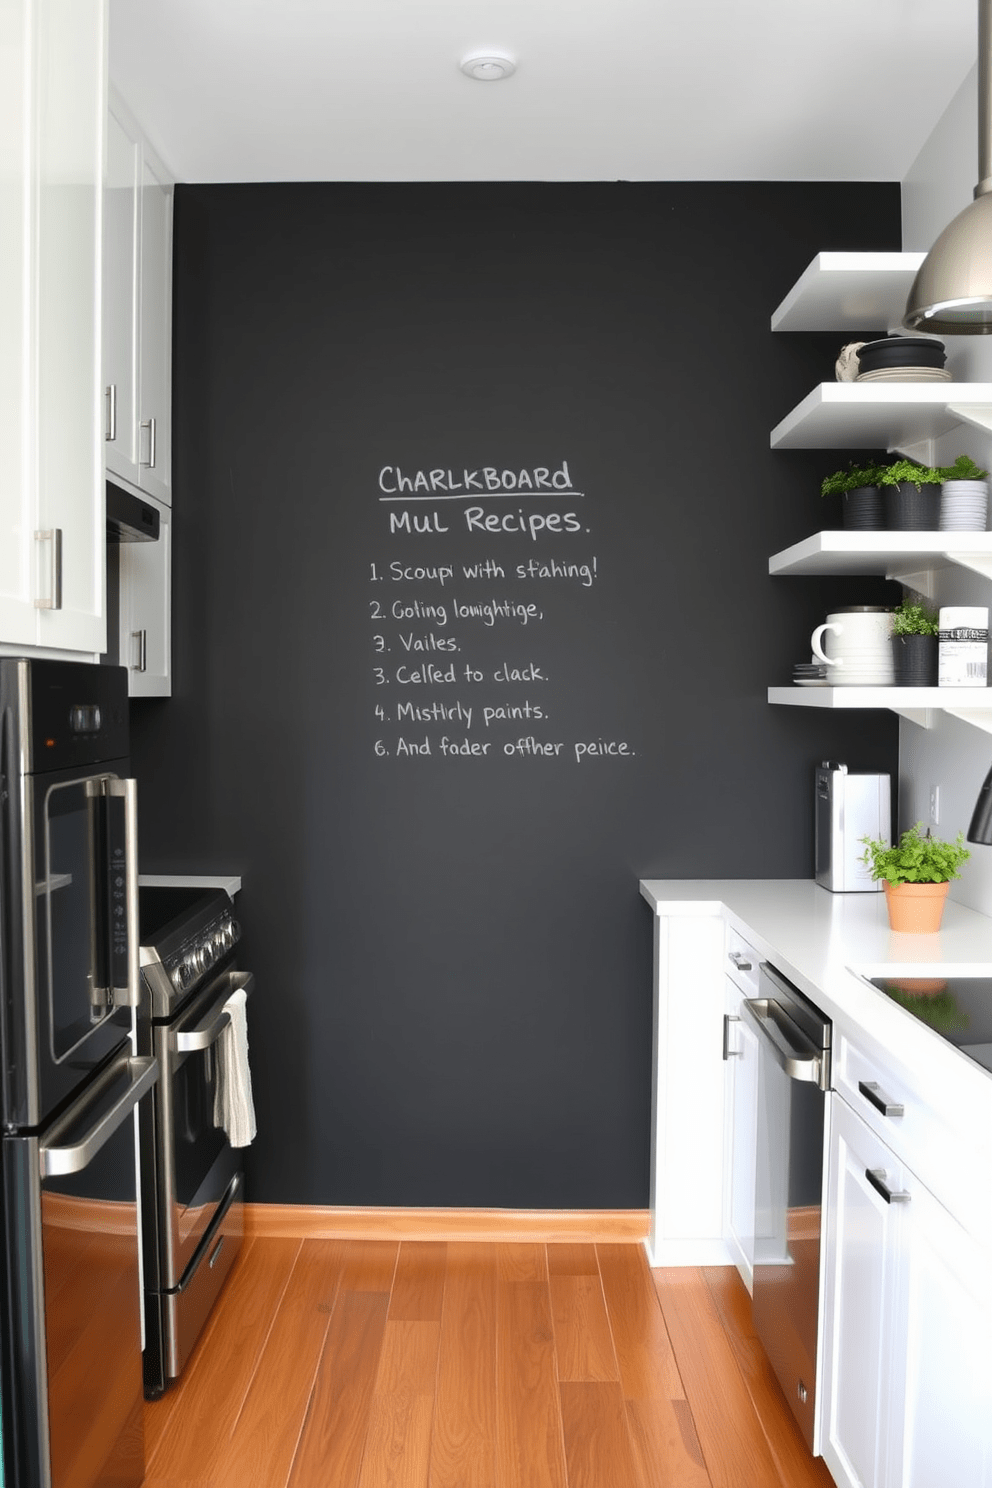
[105,778,141,1008]
[742,997,822,1085]
[865,1167,911,1205]
[728,950,753,971]
[131,629,147,673]
[105,383,117,442]
[722,1013,742,1060]
[40,1057,157,1177]
[34,529,62,610]
[858,1080,905,1119]
[173,971,254,1053]
[140,416,157,469]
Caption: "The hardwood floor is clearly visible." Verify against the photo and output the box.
[141,1238,836,1488]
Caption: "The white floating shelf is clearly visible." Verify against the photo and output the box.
[769,531,992,583]
[771,252,927,333]
[770,383,992,451]
[769,686,992,735]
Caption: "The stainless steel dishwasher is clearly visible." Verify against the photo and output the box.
[741,962,831,1452]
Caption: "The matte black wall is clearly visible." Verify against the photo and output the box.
[132,182,901,1208]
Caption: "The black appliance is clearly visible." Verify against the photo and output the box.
[137,885,249,1396]
[865,974,992,1076]
[0,658,156,1488]
[742,962,831,1452]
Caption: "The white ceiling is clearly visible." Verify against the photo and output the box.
[110,0,980,186]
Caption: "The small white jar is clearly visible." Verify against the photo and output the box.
[938,606,989,686]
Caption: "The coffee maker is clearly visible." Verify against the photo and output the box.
[815,761,891,892]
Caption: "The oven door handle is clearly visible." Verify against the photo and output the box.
[741,997,823,1086]
[173,971,254,1053]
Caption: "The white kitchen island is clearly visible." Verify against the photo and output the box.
[640,877,992,1488]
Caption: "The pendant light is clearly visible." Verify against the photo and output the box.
[904,0,992,333]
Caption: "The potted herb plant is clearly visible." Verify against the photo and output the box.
[890,599,939,686]
[877,459,943,531]
[938,453,989,532]
[860,823,970,933]
[820,462,888,530]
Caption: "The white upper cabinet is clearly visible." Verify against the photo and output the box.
[0,0,107,657]
[103,90,173,506]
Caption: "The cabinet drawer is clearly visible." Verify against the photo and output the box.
[834,1029,992,1239]
[725,926,760,998]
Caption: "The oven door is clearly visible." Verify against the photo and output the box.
[3,768,140,1128]
[153,970,252,1289]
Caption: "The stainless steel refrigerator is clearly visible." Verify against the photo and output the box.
[0,659,156,1488]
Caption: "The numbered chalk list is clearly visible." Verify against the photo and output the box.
[367,459,635,765]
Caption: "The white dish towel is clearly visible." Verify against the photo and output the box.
[213,985,256,1148]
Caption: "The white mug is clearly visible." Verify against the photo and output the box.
[810,607,894,685]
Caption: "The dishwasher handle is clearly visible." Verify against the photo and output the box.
[742,997,824,1087]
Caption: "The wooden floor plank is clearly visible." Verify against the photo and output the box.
[428,1243,497,1488]
[652,1267,786,1488]
[495,1241,547,1283]
[356,1320,441,1488]
[337,1238,400,1293]
[559,1381,643,1488]
[389,1242,447,1322]
[550,1273,618,1382]
[703,1268,836,1488]
[288,1287,391,1487]
[546,1243,599,1276]
[200,1239,344,1487]
[145,1238,300,1479]
[597,1246,711,1488]
[495,1277,568,1488]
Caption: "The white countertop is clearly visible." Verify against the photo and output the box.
[639,878,992,1129]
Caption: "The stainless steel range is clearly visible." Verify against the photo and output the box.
[137,885,252,1396]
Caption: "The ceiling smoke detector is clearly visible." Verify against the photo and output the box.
[460,53,516,82]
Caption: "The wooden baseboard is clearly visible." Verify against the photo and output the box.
[243,1204,650,1243]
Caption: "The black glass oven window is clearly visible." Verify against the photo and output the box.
[172,1046,228,1213]
[40,780,114,1060]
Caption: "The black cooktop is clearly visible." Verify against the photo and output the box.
[867,976,992,1077]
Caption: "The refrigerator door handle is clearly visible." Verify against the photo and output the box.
[104,777,141,1008]
[39,1056,158,1178]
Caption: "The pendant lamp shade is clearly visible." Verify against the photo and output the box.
[904,0,992,333]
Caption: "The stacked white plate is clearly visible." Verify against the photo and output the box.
[856,367,953,383]
[940,480,989,531]
[822,650,895,686]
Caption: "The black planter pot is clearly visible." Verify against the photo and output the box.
[883,481,941,531]
[841,485,884,530]
[892,632,938,686]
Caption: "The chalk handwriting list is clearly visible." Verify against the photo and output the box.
[368,459,634,764]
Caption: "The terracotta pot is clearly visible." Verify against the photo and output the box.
[882,880,950,934]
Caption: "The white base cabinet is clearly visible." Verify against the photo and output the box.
[822,1095,992,1488]
[647,911,730,1267]
[0,0,107,657]
[722,929,760,1292]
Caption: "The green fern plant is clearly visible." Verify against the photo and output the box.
[877,459,943,489]
[890,601,939,637]
[860,823,970,885]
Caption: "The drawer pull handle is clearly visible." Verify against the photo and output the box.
[728,951,753,971]
[722,1013,742,1061]
[865,1168,911,1205]
[858,1080,904,1118]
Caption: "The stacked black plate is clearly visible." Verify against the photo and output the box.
[856,336,948,382]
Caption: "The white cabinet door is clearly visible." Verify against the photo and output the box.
[894,1176,992,1488]
[723,975,759,1291]
[0,0,41,647]
[822,1094,903,1488]
[0,0,107,657]
[135,146,172,506]
[103,107,139,486]
[119,494,171,696]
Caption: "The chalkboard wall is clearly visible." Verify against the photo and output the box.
[131,182,901,1208]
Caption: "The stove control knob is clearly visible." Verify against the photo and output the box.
[229,919,241,945]
[171,965,184,989]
